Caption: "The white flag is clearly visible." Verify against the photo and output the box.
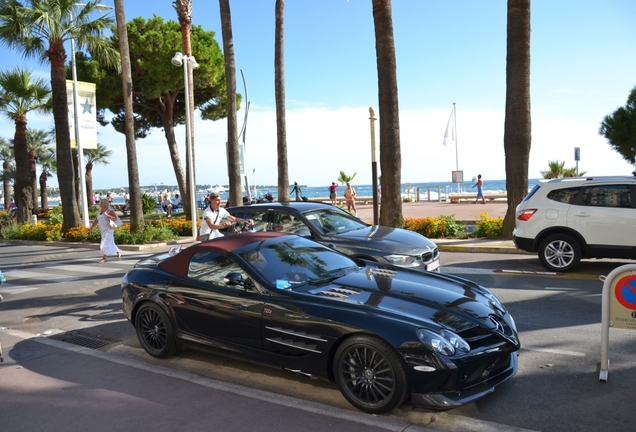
[442,110,454,146]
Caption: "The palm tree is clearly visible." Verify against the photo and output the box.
[337,171,357,185]
[25,128,54,210]
[275,0,290,202]
[38,148,56,209]
[542,160,565,179]
[218,0,242,206]
[0,138,14,210]
[113,0,144,233]
[0,0,118,232]
[501,0,531,238]
[371,0,403,227]
[84,143,111,206]
[0,67,51,223]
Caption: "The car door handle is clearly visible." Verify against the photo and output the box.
[573,213,590,217]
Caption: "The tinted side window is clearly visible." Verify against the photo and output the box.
[188,251,245,286]
[581,184,631,208]
[272,212,307,234]
[232,210,269,232]
[546,187,580,204]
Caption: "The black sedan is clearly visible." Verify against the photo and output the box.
[226,202,440,271]
[122,232,519,414]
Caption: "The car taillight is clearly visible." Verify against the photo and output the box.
[517,209,537,221]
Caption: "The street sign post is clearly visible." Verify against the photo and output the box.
[599,264,636,381]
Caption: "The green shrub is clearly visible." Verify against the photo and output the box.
[141,193,158,214]
[1,220,21,239]
[48,206,64,225]
[404,215,466,238]
[473,212,504,238]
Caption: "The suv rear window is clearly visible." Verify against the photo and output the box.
[581,184,631,208]
[546,187,580,204]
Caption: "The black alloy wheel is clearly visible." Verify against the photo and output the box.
[334,335,409,414]
[135,302,177,358]
[538,233,582,272]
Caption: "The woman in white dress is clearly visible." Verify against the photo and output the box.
[90,198,121,263]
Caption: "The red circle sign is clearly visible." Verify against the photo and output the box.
[614,275,636,310]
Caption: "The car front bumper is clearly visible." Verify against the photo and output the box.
[410,352,518,409]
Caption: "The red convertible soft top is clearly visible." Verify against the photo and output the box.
[158,231,288,278]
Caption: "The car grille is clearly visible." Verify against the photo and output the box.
[420,247,440,264]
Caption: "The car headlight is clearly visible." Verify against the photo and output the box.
[384,254,416,265]
[416,328,470,356]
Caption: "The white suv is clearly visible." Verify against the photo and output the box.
[513,176,636,272]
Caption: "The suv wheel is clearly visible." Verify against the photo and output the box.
[538,234,581,272]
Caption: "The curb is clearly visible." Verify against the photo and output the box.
[438,244,531,255]
[0,237,195,252]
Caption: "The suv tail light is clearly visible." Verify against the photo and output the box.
[517,209,537,221]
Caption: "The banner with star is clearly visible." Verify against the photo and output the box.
[66,80,98,150]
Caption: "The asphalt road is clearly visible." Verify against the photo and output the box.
[1,242,635,432]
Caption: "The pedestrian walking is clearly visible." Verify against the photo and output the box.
[472,174,486,204]
[90,198,121,263]
[344,182,357,216]
[328,182,338,205]
[291,181,302,201]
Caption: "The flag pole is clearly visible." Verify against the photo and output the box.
[453,102,459,193]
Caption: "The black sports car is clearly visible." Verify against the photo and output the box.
[122,232,519,414]
[226,202,440,271]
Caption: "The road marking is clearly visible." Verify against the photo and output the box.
[49,264,122,275]
[543,287,578,291]
[522,345,586,357]
[495,269,561,276]
[0,284,38,294]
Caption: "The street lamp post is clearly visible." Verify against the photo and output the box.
[70,3,113,227]
[171,52,199,239]
[369,107,379,226]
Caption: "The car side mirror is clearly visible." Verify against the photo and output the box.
[295,228,311,237]
[224,272,255,290]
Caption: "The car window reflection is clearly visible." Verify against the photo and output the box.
[188,251,246,288]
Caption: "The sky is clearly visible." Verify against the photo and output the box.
[1,0,635,190]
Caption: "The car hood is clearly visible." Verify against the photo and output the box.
[329,225,436,253]
[310,266,515,338]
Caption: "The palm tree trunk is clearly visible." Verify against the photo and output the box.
[160,99,187,210]
[275,0,290,202]
[50,55,81,231]
[13,117,33,223]
[2,160,10,210]
[219,0,242,207]
[28,149,38,211]
[502,0,531,239]
[85,162,94,208]
[372,0,403,228]
[114,0,144,232]
[39,172,49,209]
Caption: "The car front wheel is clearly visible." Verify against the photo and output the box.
[538,234,581,272]
[334,335,409,414]
[135,302,177,358]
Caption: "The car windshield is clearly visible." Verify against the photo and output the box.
[235,236,358,289]
[303,208,367,234]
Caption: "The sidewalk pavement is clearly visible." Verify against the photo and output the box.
[0,329,436,432]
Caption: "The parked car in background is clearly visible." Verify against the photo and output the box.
[122,232,520,414]
[513,176,636,272]
[226,202,440,271]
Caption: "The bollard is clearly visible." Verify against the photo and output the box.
[427,187,431,201]
[437,186,442,202]
[31,214,37,225]
[416,187,420,202]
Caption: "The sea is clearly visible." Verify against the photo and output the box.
[45,178,542,206]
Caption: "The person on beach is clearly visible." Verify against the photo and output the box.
[90,198,121,263]
[472,174,486,204]
[344,182,357,216]
[291,181,302,201]
[328,182,338,205]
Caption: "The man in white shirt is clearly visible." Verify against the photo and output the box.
[199,192,253,241]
